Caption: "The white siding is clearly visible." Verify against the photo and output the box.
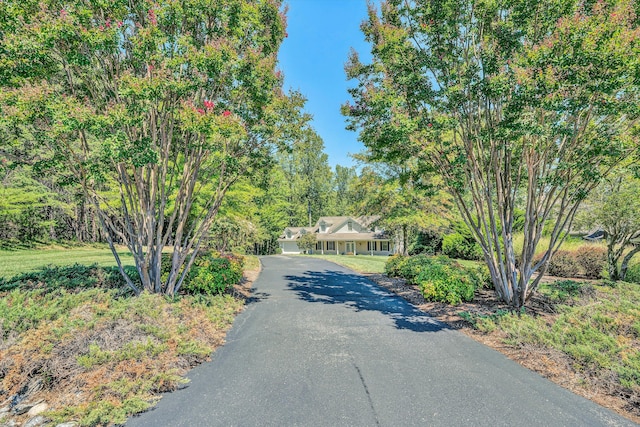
[333,219,363,234]
[281,241,301,254]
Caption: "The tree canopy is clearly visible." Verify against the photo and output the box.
[344,0,640,307]
[0,0,302,295]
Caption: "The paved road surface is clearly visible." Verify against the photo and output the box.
[127,256,635,426]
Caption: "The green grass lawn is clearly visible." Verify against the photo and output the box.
[304,254,388,274]
[0,245,135,278]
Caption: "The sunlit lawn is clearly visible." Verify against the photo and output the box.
[0,245,134,278]
[303,254,387,274]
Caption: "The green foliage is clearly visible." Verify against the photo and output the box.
[297,233,317,253]
[386,254,452,284]
[348,167,453,256]
[442,233,483,261]
[0,288,113,339]
[540,280,592,303]
[459,309,513,333]
[332,165,359,216]
[384,254,407,277]
[471,264,493,289]
[385,254,482,304]
[624,263,640,284]
[403,255,454,284]
[0,0,301,294]
[344,0,640,308]
[408,229,443,255]
[182,253,244,295]
[280,128,334,227]
[416,259,476,305]
[0,263,139,292]
[579,169,640,280]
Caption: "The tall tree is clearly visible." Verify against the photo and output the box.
[344,0,640,308]
[254,165,291,253]
[278,127,333,226]
[332,164,358,216]
[0,0,301,295]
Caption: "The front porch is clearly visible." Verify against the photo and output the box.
[311,239,392,256]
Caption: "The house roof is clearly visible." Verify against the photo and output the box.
[316,215,381,233]
[279,216,385,241]
[279,226,316,240]
[316,232,390,241]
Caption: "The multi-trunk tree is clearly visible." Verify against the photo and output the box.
[581,168,640,281]
[344,0,640,307]
[0,0,301,295]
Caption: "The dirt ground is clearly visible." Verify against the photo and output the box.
[365,273,640,425]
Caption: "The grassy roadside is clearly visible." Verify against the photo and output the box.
[303,254,387,274]
[468,280,640,412]
[0,250,258,426]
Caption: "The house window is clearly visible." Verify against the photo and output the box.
[286,230,292,239]
[316,241,322,250]
[320,223,326,232]
[367,241,377,251]
[380,241,389,251]
[326,241,335,250]
[347,221,353,231]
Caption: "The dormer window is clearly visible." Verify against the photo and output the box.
[347,221,353,231]
[286,230,292,239]
[320,222,326,232]
[300,229,306,235]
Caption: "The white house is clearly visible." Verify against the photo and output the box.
[278,216,394,256]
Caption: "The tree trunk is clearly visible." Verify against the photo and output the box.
[619,245,640,281]
[402,224,408,256]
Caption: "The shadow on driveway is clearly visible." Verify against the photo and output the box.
[285,269,446,333]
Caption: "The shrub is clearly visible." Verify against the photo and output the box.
[442,233,483,260]
[385,254,478,304]
[624,263,640,284]
[545,250,580,278]
[182,252,244,295]
[0,264,140,292]
[384,254,408,278]
[416,259,476,305]
[408,229,443,255]
[575,246,607,279]
[540,280,590,303]
[397,255,455,285]
[469,264,492,289]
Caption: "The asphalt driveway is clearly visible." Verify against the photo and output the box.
[127,256,635,426]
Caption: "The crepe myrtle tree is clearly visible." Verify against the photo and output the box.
[0,0,307,295]
[343,0,640,308]
[582,167,640,281]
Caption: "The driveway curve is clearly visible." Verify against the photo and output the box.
[127,255,635,426]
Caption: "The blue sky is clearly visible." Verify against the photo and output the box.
[278,0,375,168]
